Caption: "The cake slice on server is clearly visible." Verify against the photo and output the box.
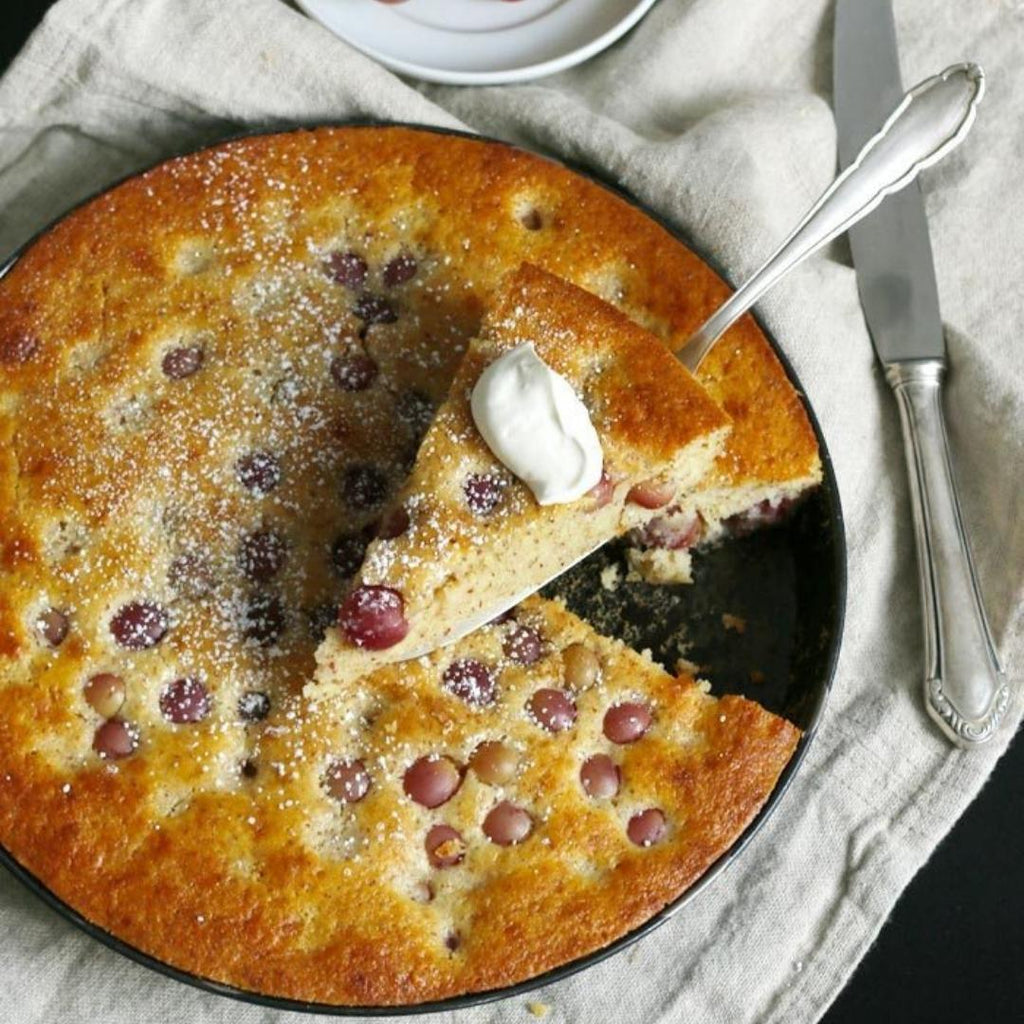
[313,264,731,688]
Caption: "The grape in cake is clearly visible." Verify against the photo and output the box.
[313,263,732,686]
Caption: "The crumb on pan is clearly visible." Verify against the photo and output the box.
[722,613,747,634]
[600,563,622,592]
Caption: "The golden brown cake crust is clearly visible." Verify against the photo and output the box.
[0,598,798,1005]
[0,126,818,496]
[0,126,807,1006]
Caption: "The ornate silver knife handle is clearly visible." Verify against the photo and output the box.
[682,64,985,370]
[887,362,1009,746]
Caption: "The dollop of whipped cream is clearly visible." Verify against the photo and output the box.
[470,343,603,506]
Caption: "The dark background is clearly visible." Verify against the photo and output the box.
[1,3,1020,1022]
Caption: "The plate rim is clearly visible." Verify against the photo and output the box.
[0,120,848,1017]
[292,0,659,85]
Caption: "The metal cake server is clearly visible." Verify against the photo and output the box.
[835,0,1008,747]
[407,62,989,662]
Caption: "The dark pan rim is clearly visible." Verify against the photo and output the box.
[0,120,848,1017]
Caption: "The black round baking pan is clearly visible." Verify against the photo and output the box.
[0,121,847,1016]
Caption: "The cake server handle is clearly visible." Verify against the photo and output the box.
[680,64,983,371]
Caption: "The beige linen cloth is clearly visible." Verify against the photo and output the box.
[0,1,1020,1021]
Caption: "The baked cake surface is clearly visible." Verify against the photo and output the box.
[0,125,809,1004]
[0,591,798,1003]
[315,262,730,683]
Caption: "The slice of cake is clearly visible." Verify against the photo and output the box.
[314,264,731,686]
[300,594,800,998]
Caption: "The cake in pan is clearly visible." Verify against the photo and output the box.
[0,126,815,1005]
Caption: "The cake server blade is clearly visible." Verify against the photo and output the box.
[834,0,1008,745]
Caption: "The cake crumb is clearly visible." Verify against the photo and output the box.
[749,669,766,685]
[526,1002,550,1018]
[599,563,621,592]
[626,545,693,585]
[722,613,746,634]
[677,657,701,678]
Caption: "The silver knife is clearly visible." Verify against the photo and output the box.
[834,0,1009,746]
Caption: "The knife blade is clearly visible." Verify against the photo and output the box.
[834,0,1009,745]
[835,0,946,365]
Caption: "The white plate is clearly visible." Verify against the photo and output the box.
[295,0,658,86]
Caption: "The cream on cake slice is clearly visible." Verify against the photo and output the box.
[312,264,731,688]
